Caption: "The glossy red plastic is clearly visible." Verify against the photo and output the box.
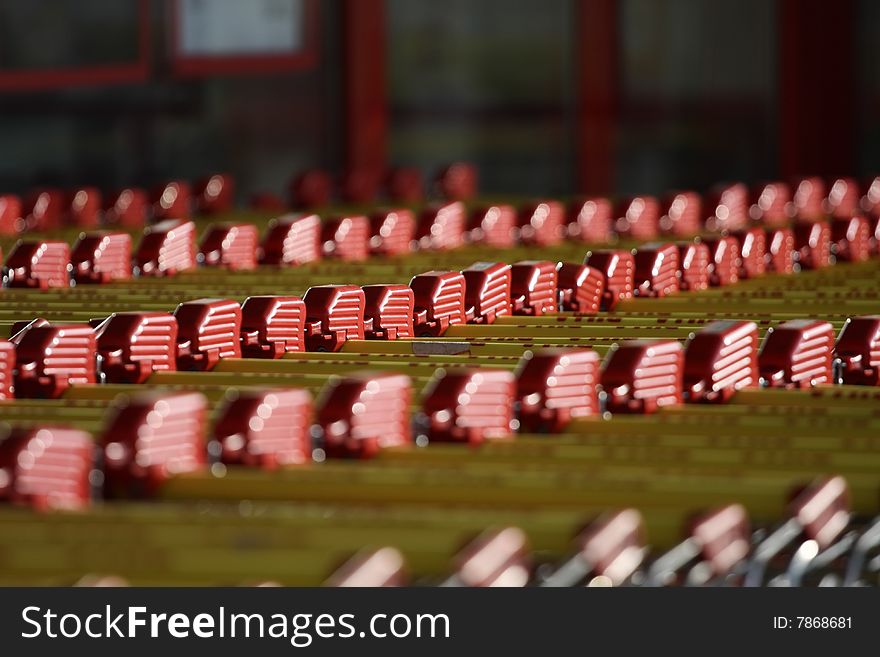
[834,316,880,386]
[462,262,512,324]
[602,340,684,414]
[574,510,646,586]
[825,177,859,219]
[421,368,515,444]
[369,209,415,256]
[259,214,321,266]
[103,188,148,229]
[614,196,660,240]
[787,477,850,549]
[684,320,759,402]
[198,223,258,270]
[862,176,880,218]
[557,263,605,314]
[362,285,414,340]
[316,372,412,458]
[410,271,467,337]
[510,261,558,316]
[582,250,635,310]
[94,312,178,384]
[733,227,766,279]
[872,215,880,255]
[790,176,825,221]
[688,505,750,576]
[435,162,477,201]
[0,340,14,400]
[0,427,93,510]
[134,219,196,276]
[9,318,49,339]
[22,189,65,231]
[568,197,612,243]
[325,548,408,587]
[452,527,530,587]
[151,180,191,221]
[705,183,748,232]
[102,392,207,498]
[194,173,235,215]
[70,231,131,284]
[215,388,312,468]
[759,319,835,388]
[764,227,795,274]
[13,324,96,398]
[677,242,710,292]
[704,236,740,287]
[0,194,21,235]
[174,298,242,371]
[240,296,307,358]
[660,191,701,236]
[468,205,516,248]
[4,240,69,288]
[415,201,466,251]
[518,200,565,246]
[830,216,870,263]
[322,215,370,261]
[750,181,790,226]
[516,348,600,432]
[66,187,101,228]
[794,221,831,270]
[303,285,366,351]
[633,243,680,297]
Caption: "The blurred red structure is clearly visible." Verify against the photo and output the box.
[4,240,69,289]
[602,340,683,414]
[259,214,321,266]
[134,219,196,276]
[70,232,131,284]
[198,223,259,270]
[215,388,312,468]
[516,348,600,432]
[421,369,515,444]
[0,427,93,510]
[317,372,412,458]
[759,319,834,388]
[684,321,759,402]
[102,392,207,498]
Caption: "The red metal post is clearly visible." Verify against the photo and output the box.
[778,0,857,178]
[575,0,618,195]
[342,0,388,175]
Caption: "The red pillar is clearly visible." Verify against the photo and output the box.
[342,0,388,174]
[575,0,618,195]
[779,0,857,178]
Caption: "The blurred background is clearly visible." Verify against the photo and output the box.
[0,0,876,201]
